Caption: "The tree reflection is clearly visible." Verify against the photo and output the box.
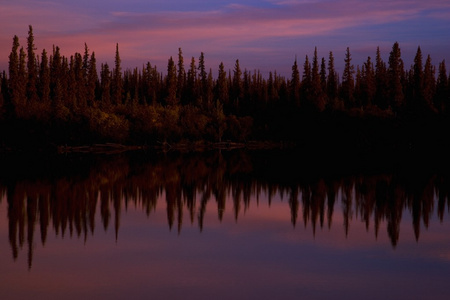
[1,150,450,268]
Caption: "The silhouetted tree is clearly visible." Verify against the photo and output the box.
[375,47,388,109]
[327,51,338,106]
[165,56,177,106]
[341,47,355,108]
[112,43,123,105]
[435,60,448,113]
[26,25,38,103]
[387,42,404,111]
[290,57,300,106]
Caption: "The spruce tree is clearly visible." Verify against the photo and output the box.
[87,52,98,107]
[327,51,338,103]
[26,25,38,103]
[8,35,20,116]
[217,62,228,107]
[311,47,325,111]
[100,63,111,108]
[232,59,243,112]
[434,60,448,113]
[198,52,207,99]
[387,42,404,111]
[50,46,64,107]
[300,55,311,106]
[112,43,123,105]
[341,47,355,108]
[320,57,327,93]
[165,56,177,106]
[39,49,50,104]
[375,47,388,109]
[186,57,197,105]
[362,56,375,107]
[290,57,300,106]
[423,54,436,109]
[176,48,185,103]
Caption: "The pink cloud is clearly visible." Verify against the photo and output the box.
[0,0,449,75]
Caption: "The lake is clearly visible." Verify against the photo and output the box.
[1,150,449,299]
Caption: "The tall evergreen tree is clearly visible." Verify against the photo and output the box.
[362,56,375,107]
[320,57,327,93]
[216,62,228,107]
[198,52,207,99]
[341,47,355,108]
[112,43,123,105]
[39,49,50,104]
[375,47,388,109]
[87,52,98,107]
[300,55,311,107]
[176,48,185,103]
[311,47,325,111]
[100,63,111,108]
[165,56,177,106]
[387,42,404,111]
[26,25,38,103]
[435,60,448,113]
[423,54,435,109]
[186,57,198,105]
[232,59,243,112]
[50,46,64,108]
[8,35,21,116]
[327,51,338,103]
[290,57,300,106]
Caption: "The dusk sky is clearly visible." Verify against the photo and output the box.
[1,0,450,77]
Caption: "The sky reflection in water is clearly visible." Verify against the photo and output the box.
[0,151,449,299]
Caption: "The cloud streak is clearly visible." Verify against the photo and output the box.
[1,0,449,75]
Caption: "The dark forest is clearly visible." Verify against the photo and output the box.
[1,26,450,153]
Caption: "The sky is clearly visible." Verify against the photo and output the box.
[1,0,450,77]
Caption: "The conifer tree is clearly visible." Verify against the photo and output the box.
[217,62,228,106]
[423,54,435,109]
[341,47,355,108]
[26,25,38,103]
[311,47,325,111]
[300,55,311,106]
[205,68,214,108]
[198,52,207,99]
[165,56,177,106]
[74,52,85,108]
[176,48,185,103]
[232,59,243,112]
[186,57,197,105]
[17,47,28,112]
[327,51,338,103]
[375,47,388,109]
[100,63,111,108]
[362,56,375,107]
[39,49,50,104]
[320,57,327,93]
[112,43,123,105]
[290,57,300,106]
[387,42,404,111]
[87,52,98,107]
[67,55,78,109]
[50,46,64,107]
[8,35,21,116]
[268,71,279,102]
[411,46,424,111]
[435,60,448,113]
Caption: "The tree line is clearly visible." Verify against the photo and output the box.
[1,26,450,148]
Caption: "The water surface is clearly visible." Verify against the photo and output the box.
[1,151,449,299]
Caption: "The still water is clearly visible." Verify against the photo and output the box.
[0,150,449,299]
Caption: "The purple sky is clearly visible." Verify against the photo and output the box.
[1,0,450,77]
